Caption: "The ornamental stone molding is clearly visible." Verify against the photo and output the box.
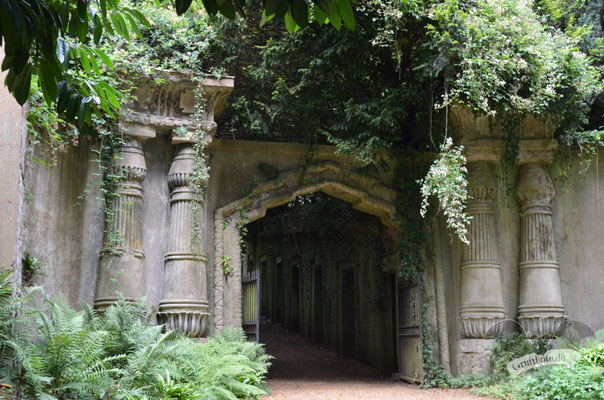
[459,162,505,338]
[516,163,566,337]
[449,105,557,164]
[125,70,234,141]
[94,137,147,310]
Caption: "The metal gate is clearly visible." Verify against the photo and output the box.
[242,269,260,342]
[398,276,423,384]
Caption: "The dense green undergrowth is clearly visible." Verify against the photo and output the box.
[428,332,604,399]
[0,271,271,400]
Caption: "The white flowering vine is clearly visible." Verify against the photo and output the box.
[419,137,471,244]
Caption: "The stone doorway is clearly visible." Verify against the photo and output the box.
[243,193,398,376]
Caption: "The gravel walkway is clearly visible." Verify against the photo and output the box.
[261,322,493,400]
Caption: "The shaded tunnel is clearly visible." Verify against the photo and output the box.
[242,193,399,376]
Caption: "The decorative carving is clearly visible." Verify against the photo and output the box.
[459,162,505,338]
[127,71,234,136]
[157,145,209,337]
[516,163,566,338]
[94,138,147,310]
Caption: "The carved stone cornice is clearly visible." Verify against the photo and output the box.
[119,70,234,142]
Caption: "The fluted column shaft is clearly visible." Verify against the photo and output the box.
[95,138,147,310]
[459,162,505,338]
[157,145,209,337]
[516,163,566,337]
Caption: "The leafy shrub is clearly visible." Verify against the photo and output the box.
[516,364,604,400]
[489,332,549,381]
[0,272,271,400]
[445,373,491,389]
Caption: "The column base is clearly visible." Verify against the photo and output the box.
[460,315,505,338]
[518,315,566,338]
[458,339,495,375]
[93,296,138,311]
[157,299,210,337]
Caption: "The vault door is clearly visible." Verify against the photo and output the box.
[242,268,260,342]
[398,277,423,384]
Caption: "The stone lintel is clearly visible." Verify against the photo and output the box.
[459,138,558,164]
[118,121,156,140]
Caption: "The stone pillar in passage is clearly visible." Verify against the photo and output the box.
[516,163,566,338]
[459,162,505,338]
[94,137,147,310]
[157,144,209,337]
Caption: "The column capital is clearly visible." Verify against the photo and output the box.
[466,161,497,201]
[516,163,555,208]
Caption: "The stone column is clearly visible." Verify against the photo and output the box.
[94,138,147,310]
[459,162,505,338]
[516,163,566,337]
[157,145,209,337]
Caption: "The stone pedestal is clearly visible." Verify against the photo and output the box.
[516,163,566,337]
[157,145,209,337]
[459,162,505,338]
[458,339,495,375]
[94,138,147,310]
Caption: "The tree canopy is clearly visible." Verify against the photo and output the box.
[0,0,357,124]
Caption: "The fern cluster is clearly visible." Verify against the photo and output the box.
[0,270,271,400]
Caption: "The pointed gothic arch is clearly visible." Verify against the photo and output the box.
[212,161,398,331]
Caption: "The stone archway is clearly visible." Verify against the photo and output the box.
[212,161,398,332]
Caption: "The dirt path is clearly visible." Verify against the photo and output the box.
[261,322,492,400]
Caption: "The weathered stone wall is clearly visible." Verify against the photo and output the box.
[21,135,174,310]
[0,50,27,284]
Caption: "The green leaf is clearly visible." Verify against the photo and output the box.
[109,13,125,37]
[217,0,236,19]
[175,0,193,15]
[56,81,71,113]
[102,14,114,36]
[260,10,275,27]
[314,3,327,25]
[123,13,142,39]
[56,37,70,68]
[200,0,219,15]
[124,8,151,27]
[264,0,281,16]
[114,13,130,38]
[83,46,102,75]
[13,63,32,105]
[77,0,87,19]
[76,16,89,42]
[291,0,308,28]
[37,61,58,106]
[66,93,80,121]
[337,0,354,30]
[79,49,92,73]
[284,8,297,34]
[93,14,103,44]
[99,81,121,109]
[93,48,114,70]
